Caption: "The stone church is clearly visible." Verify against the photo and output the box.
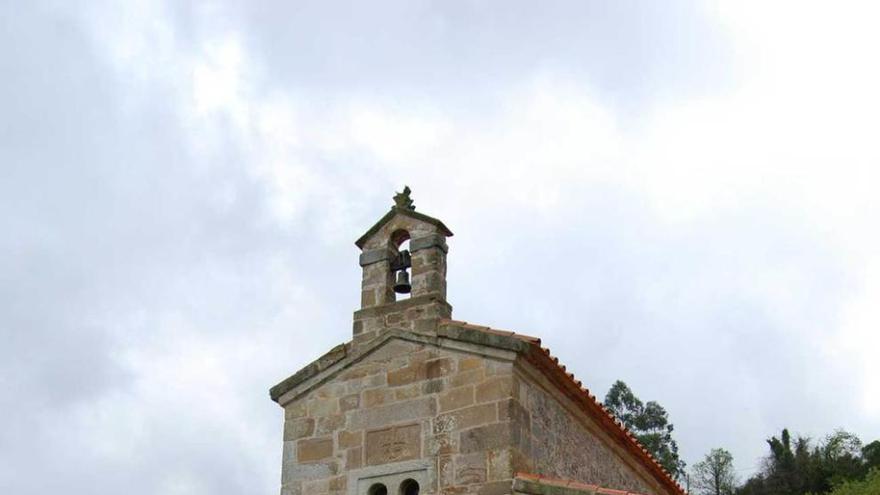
[270,189,684,495]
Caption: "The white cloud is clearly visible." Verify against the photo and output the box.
[4,1,879,493]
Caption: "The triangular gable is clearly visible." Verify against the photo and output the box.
[355,207,453,249]
[268,324,526,405]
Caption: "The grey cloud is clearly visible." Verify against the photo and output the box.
[1,1,875,494]
[1,4,296,493]
[232,0,734,108]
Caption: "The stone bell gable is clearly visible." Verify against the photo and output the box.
[352,186,453,348]
[270,188,684,495]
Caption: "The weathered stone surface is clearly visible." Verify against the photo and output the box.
[340,393,360,411]
[303,478,330,494]
[480,480,516,495]
[346,446,363,470]
[297,437,333,463]
[394,383,422,401]
[498,398,529,423]
[439,385,475,412]
[387,361,427,386]
[487,448,512,481]
[359,247,395,267]
[476,376,514,403]
[352,295,452,348]
[409,233,448,253]
[329,475,347,492]
[459,356,482,371]
[285,400,307,419]
[316,414,345,435]
[423,378,445,394]
[426,357,455,379]
[365,424,422,466]
[349,396,436,430]
[516,367,660,494]
[438,455,454,487]
[282,461,336,483]
[455,452,487,485]
[460,423,511,454]
[449,368,486,388]
[426,432,459,456]
[284,417,314,440]
[308,397,339,417]
[433,402,497,435]
[344,372,385,394]
[364,387,395,407]
[338,429,362,449]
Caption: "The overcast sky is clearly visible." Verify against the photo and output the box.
[2,1,879,493]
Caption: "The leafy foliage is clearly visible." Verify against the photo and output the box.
[600,383,880,495]
[692,448,738,495]
[736,429,879,495]
[822,468,880,495]
[862,441,880,470]
[603,380,686,480]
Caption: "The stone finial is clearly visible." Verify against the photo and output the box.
[393,186,416,211]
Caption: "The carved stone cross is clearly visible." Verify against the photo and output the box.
[393,186,416,211]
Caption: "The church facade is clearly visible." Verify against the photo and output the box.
[270,189,684,495]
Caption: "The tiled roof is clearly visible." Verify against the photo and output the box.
[439,319,686,495]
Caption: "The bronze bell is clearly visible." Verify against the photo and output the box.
[393,269,411,294]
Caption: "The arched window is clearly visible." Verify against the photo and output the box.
[367,483,388,495]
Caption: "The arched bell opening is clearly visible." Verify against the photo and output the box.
[389,229,412,301]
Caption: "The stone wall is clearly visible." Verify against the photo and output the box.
[351,295,452,350]
[279,337,520,495]
[509,365,663,495]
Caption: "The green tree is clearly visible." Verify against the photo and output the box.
[862,441,880,470]
[736,428,819,495]
[736,474,768,495]
[764,428,822,494]
[736,429,873,495]
[692,448,737,495]
[820,430,865,487]
[603,380,686,480]
[823,468,880,495]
